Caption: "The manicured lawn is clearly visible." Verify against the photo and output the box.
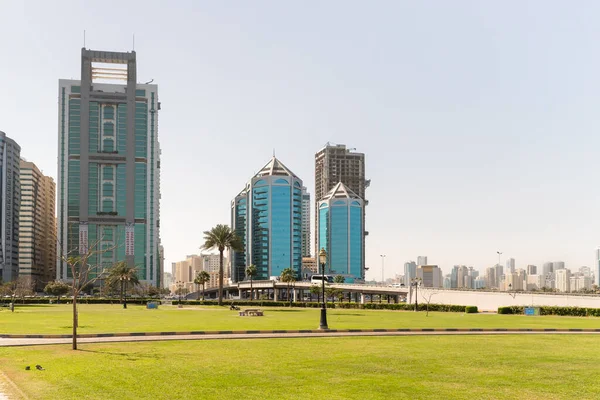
[1,335,600,399]
[1,304,600,334]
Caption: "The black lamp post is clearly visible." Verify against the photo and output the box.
[319,248,328,330]
[411,277,422,312]
[120,275,131,309]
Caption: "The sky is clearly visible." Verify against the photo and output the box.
[1,1,600,280]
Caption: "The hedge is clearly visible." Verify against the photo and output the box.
[497,305,600,317]
[465,306,478,314]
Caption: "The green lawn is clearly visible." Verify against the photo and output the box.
[1,304,600,334]
[1,335,600,399]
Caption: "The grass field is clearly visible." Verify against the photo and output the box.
[1,335,600,399]
[1,304,600,334]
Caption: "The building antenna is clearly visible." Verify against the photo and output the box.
[133,34,135,50]
[83,30,86,48]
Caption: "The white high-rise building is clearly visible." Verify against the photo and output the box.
[417,256,428,266]
[555,269,571,293]
[506,258,515,274]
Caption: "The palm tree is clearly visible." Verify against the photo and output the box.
[105,261,140,302]
[334,275,345,284]
[280,267,296,306]
[245,264,257,300]
[310,285,321,303]
[194,271,210,301]
[202,224,243,306]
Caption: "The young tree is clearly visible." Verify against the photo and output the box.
[245,264,257,300]
[194,271,210,301]
[280,267,296,306]
[420,291,438,317]
[44,281,71,304]
[201,224,243,306]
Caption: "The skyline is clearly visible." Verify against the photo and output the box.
[2,1,600,281]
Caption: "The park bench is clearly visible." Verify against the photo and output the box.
[239,308,264,317]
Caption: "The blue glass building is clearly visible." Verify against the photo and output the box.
[231,157,303,281]
[318,182,364,282]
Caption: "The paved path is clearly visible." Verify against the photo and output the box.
[2,329,600,347]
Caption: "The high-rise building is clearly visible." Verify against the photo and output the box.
[317,182,364,282]
[595,248,600,286]
[171,254,228,293]
[542,262,554,276]
[18,160,57,291]
[416,265,442,288]
[555,269,570,293]
[231,157,303,281]
[314,144,368,274]
[0,132,21,283]
[56,49,162,286]
[417,256,428,266]
[506,258,515,274]
[553,261,565,270]
[404,261,417,286]
[526,265,537,275]
[301,187,311,257]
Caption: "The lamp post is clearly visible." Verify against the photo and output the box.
[380,254,386,284]
[119,275,131,309]
[319,248,328,330]
[411,277,422,312]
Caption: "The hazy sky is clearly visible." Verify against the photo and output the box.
[2,1,600,280]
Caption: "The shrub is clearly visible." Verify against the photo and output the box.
[465,306,478,314]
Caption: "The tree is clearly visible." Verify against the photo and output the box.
[325,286,342,303]
[105,261,140,303]
[420,291,437,317]
[334,275,345,284]
[280,267,296,306]
[194,271,210,300]
[245,264,257,300]
[147,285,160,298]
[44,281,70,303]
[201,224,243,306]
[310,285,321,303]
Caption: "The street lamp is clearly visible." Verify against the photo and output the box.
[319,248,328,330]
[380,254,386,284]
[411,277,422,312]
[119,275,131,309]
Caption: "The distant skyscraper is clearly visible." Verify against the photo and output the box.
[542,262,554,276]
[0,131,21,283]
[404,261,417,286]
[555,269,570,293]
[506,258,515,273]
[417,256,428,266]
[553,261,565,271]
[416,265,442,288]
[231,157,303,281]
[595,248,600,286]
[314,144,368,275]
[18,160,56,291]
[57,48,162,287]
[301,187,311,257]
[317,182,364,282]
[526,265,537,275]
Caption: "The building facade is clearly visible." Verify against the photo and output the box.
[317,182,364,282]
[57,49,161,286]
[18,161,56,290]
[555,269,570,293]
[417,256,428,266]
[231,157,303,281]
[404,261,417,286]
[314,144,368,274]
[0,132,21,283]
[171,254,228,293]
[301,186,311,257]
[416,265,442,288]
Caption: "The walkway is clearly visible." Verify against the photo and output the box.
[2,328,600,347]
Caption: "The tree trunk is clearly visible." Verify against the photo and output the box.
[72,292,78,350]
[202,284,205,301]
[218,249,224,306]
[250,278,253,301]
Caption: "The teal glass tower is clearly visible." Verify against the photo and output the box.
[57,49,162,286]
[231,157,303,281]
[318,182,364,282]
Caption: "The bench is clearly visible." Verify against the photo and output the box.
[239,308,264,317]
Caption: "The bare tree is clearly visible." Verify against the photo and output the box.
[420,290,438,317]
[60,236,115,350]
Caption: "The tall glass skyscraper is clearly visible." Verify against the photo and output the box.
[57,49,162,286]
[318,182,364,282]
[0,131,21,283]
[231,157,303,281]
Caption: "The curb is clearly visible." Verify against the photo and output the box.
[2,328,600,339]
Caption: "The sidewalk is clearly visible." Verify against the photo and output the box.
[2,329,600,347]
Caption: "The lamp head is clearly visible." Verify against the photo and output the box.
[319,248,327,265]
